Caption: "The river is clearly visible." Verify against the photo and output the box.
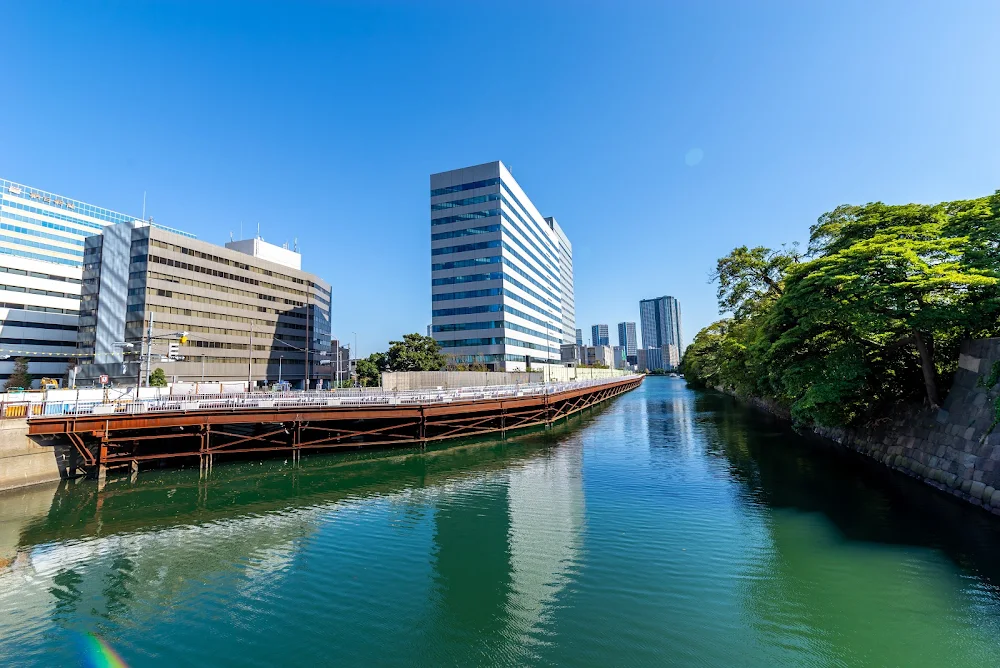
[2,377,1000,666]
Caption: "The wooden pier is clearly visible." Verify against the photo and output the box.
[27,376,642,476]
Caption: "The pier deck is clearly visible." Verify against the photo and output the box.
[26,376,642,475]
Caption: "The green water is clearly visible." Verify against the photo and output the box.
[3,378,1000,666]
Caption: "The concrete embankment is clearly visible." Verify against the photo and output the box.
[734,338,1000,516]
[0,420,62,492]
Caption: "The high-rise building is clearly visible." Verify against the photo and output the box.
[77,223,331,388]
[639,296,683,352]
[0,178,195,388]
[617,321,637,361]
[591,324,609,347]
[575,328,583,347]
[430,161,575,371]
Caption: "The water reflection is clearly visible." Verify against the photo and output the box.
[2,381,1000,666]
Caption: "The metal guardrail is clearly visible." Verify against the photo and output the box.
[9,376,641,420]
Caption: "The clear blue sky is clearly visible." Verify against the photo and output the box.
[3,1,998,354]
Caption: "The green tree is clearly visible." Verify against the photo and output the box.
[6,357,32,390]
[149,368,168,387]
[356,352,387,387]
[386,333,447,372]
[712,244,800,320]
[796,202,999,407]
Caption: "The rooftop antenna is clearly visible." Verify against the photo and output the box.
[257,221,260,239]
[294,237,299,252]
[230,231,234,242]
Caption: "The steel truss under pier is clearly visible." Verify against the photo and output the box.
[29,376,643,477]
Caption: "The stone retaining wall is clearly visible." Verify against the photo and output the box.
[808,338,1000,515]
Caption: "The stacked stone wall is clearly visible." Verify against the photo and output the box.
[807,338,1000,515]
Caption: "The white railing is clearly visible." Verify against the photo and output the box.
[9,375,641,420]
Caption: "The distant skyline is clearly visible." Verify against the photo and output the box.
[3,1,998,356]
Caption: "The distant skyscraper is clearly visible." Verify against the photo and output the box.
[639,296,683,351]
[617,322,637,358]
[591,324,609,346]
[575,328,583,347]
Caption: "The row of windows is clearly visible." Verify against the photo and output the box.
[122,318,308,343]
[431,287,556,320]
[500,273,559,311]
[0,301,79,315]
[79,355,308,367]
[0,319,78,331]
[431,288,500,302]
[430,251,561,298]
[502,181,572,270]
[142,254,313,298]
[431,256,501,272]
[432,303,555,330]
[500,210,558,279]
[0,245,80,267]
[133,303,309,329]
[0,265,81,285]
[443,353,552,365]
[0,337,73,348]
[143,271,304,306]
[430,193,500,211]
[430,209,501,227]
[150,239,312,286]
[0,233,83,257]
[430,177,500,197]
[0,197,105,231]
[431,271,502,287]
[139,287,309,317]
[0,356,75,365]
[430,224,500,241]
[0,283,77,300]
[432,320,559,343]
[430,239,501,257]
[0,212,88,244]
[499,220,561,285]
[436,336,558,355]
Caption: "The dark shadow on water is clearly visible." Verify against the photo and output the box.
[657,380,1000,588]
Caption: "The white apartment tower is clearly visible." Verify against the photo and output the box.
[430,161,575,371]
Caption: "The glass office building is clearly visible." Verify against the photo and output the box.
[617,321,637,361]
[639,296,683,352]
[0,178,193,388]
[430,161,575,371]
[591,324,609,347]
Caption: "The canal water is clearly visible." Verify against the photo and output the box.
[3,377,1000,666]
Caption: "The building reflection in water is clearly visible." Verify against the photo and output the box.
[0,425,587,660]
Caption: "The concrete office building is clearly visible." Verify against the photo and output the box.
[77,222,331,388]
[430,161,575,371]
[583,345,613,368]
[0,178,195,388]
[560,343,580,364]
[591,324,609,347]
[617,321,637,363]
[639,296,683,352]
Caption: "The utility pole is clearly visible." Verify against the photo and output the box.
[144,312,154,387]
[304,294,311,391]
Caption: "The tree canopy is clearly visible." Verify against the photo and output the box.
[681,191,1000,427]
[6,357,32,390]
[354,334,447,387]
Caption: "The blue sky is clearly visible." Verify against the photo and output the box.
[3,1,998,354]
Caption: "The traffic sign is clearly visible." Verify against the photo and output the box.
[99,374,109,385]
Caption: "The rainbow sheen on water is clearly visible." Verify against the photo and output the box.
[2,377,1000,666]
